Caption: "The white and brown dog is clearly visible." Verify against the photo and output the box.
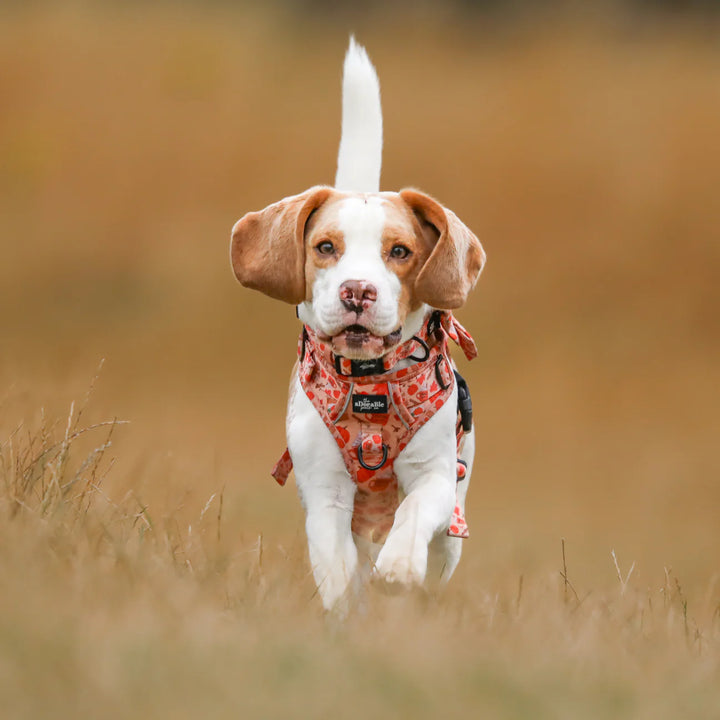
[230,39,486,612]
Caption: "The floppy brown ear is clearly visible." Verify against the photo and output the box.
[400,189,486,310]
[230,186,333,304]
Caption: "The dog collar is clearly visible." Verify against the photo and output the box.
[304,310,477,379]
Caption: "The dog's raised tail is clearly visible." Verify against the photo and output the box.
[335,37,383,193]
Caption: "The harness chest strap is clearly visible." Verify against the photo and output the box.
[272,312,476,542]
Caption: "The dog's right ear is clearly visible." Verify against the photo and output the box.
[230,186,333,304]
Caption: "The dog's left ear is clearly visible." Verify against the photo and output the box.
[230,186,333,304]
[400,189,486,310]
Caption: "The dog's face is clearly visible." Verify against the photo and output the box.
[231,187,485,359]
[300,193,436,359]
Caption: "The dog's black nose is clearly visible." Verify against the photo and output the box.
[339,280,377,313]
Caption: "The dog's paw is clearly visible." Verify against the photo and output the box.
[373,545,426,588]
[314,566,360,615]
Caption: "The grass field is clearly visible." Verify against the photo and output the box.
[1,4,719,717]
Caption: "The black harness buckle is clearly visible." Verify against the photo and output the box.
[357,442,388,471]
[454,370,473,432]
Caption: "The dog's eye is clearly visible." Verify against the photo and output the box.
[316,241,335,256]
[390,244,411,260]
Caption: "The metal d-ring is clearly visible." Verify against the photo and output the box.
[357,442,388,471]
[407,336,430,363]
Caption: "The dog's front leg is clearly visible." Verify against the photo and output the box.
[374,392,458,587]
[288,377,358,612]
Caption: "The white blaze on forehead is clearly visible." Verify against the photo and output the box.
[333,196,401,303]
[333,196,401,312]
[336,195,387,267]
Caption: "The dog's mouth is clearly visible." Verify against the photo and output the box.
[331,324,402,359]
[340,324,372,344]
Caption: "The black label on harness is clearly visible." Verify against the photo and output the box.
[352,394,389,414]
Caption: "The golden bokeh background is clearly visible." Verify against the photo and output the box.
[1,2,719,716]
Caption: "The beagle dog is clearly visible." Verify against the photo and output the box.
[230,39,485,612]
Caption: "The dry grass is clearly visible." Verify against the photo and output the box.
[1,3,719,718]
[0,385,718,718]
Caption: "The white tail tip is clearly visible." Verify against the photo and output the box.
[335,37,383,193]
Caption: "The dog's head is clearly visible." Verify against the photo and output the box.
[230,187,485,359]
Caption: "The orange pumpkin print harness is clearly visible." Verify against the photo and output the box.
[272,311,477,544]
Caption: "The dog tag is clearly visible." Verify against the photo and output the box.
[352,394,389,414]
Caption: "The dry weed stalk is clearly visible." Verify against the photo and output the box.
[0,367,128,525]
[611,549,636,596]
[559,537,581,605]
[0,382,237,598]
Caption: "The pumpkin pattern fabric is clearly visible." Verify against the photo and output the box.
[272,311,476,543]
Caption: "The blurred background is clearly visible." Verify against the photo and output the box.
[1,0,719,595]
